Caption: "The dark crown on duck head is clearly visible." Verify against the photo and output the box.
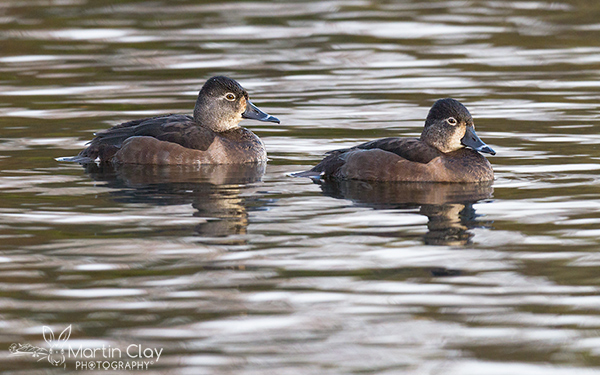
[198,76,248,100]
[424,98,473,127]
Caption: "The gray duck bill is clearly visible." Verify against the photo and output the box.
[461,126,496,155]
[243,100,280,124]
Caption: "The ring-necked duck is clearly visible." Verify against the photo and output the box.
[65,76,279,165]
[294,98,495,182]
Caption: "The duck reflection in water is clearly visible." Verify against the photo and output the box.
[317,179,493,246]
[83,163,267,238]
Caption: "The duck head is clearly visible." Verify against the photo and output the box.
[193,76,280,132]
[420,98,495,155]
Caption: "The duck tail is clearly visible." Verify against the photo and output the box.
[292,151,349,179]
[290,169,323,178]
[56,143,119,164]
[55,155,96,163]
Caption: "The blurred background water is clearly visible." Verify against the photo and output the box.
[2,0,600,374]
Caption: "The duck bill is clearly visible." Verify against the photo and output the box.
[242,100,280,124]
[461,126,496,155]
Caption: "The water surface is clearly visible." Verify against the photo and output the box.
[2,0,600,374]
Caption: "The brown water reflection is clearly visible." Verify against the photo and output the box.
[318,179,493,246]
[84,163,267,238]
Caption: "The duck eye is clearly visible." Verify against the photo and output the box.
[225,93,236,101]
[446,117,458,126]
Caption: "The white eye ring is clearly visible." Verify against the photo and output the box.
[225,93,236,101]
[447,117,458,126]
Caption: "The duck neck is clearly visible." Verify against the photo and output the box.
[420,126,459,153]
[193,97,240,133]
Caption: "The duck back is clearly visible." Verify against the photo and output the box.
[77,115,265,165]
[335,147,492,182]
[296,138,492,182]
[112,127,265,165]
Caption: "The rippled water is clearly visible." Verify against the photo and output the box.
[2,0,600,374]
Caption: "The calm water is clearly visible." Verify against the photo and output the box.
[2,0,600,374]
